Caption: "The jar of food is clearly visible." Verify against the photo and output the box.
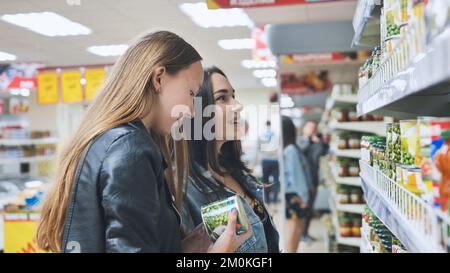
[339,218,352,237]
[348,135,361,149]
[337,132,348,149]
[337,186,350,204]
[348,109,359,122]
[348,161,360,177]
[362,114,374,121]
[335,108,349,122]
[337,159,349,177]
[373,114,384,121]
[350,188,363,204]
[351,217,362,237]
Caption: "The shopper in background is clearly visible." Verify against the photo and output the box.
[282,116,310,253]
[297,120,329,243]
[260,120,280,207]
[182,67,279,253]
[35,31,249,253]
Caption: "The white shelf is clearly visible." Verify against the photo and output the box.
[335,149,361,159]
[352,0,381,47]
[357,28,450,118]
[334,176,361,187]
[336,202,365,214]
[329,196,362,248]
[325,94,358,112]
[337,234,361,248]
[359,160,450,253]
[0,155,56,165]
[329,120,385,136]
[0,137,58,146]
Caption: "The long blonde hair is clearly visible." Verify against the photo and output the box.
[36,31,202,252]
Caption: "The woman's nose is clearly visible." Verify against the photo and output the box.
[232,99,243,112]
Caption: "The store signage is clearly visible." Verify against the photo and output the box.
[0,63,42,91]
[206,0,341,9]
[37,71,59,104]
[61,70,83,103]
[252,27,275,61]
[6,77,37,90]
[3,212,47,253]
[85,68,105,101]
[282,52,348,64]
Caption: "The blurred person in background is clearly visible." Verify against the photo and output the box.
[260,120,280,210]
[282,116,311,253]
[297,120,329,243]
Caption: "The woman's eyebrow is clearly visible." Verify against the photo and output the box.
[213,89,229,95]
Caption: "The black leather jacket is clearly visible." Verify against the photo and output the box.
[61,119,182,253]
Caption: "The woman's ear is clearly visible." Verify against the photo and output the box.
[151,66,166,93]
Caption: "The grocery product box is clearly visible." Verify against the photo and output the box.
[201,195,249,241]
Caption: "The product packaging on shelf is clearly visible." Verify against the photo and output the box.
[400,119,419,166]
[201,195,249,241]
[429,119,450,212]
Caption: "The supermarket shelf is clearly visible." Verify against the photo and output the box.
[0,137,58,146]
[334,176,361,187]
[330,146,361,159]
[337,234,361,248]
[357,28,450,118]
[352,0,381,47]
[329,120,385,136]
[359,160,449,253]
[329,196,362,248]
[325,94,358,112]
[0,155,56,165]
[336,202,365,214]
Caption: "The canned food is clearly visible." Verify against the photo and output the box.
[201,195,249,240]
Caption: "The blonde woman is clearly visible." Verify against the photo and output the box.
[36,31,250,253]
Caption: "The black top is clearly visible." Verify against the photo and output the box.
[62,119,182,253]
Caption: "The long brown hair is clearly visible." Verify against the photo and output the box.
[36,31,202,252]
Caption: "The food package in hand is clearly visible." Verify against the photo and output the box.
[200,195,249,241]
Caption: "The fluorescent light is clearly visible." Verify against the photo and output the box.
[280,95,294,108]
[253,69,276,78]
[0,51,17,61]
[241,59,276,69]
[218,39,254,50]
[87,44,128,57]
[261,77,277,87]
[1,12,91,37]
[179,2,254,28]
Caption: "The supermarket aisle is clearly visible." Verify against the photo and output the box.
[298,217,327,253]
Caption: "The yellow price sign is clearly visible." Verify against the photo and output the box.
[37,71,59,104]
[61,70,83,103]
[85,68,105,101]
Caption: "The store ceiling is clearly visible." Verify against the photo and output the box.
[0,0,357,90]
